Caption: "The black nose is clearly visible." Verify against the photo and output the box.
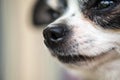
[43,25,68,43]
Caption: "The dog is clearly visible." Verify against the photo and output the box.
[36,0,120,80]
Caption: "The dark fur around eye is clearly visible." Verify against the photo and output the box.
[58,0,67,12]
[32,0,67,26]
[32,0,53,26]
[82,0,120,29]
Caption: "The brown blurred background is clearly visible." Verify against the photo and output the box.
[0,0,66,80]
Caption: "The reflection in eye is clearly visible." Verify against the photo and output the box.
[95,0,115,10]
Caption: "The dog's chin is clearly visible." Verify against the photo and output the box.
[53,49,115,64]
[55,53,94,63]
[45,41,116,65]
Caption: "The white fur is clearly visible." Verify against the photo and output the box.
[47,0,59,10]
[46,0,120,80]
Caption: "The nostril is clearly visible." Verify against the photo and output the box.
[49,27,64,40]
[43,26,68,43]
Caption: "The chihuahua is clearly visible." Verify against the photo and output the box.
[34,0,120,80]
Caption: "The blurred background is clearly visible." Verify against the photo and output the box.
[0,0,76,80]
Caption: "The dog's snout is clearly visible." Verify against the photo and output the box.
[43,24,68,43]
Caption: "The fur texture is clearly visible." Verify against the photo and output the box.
[41,0,120,80]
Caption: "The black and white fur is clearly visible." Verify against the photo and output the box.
[34,0,120,80]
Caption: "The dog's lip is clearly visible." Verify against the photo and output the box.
[55,48,116,64]
[44,40,92,63]
[44,40,117,64]
[57,54,94,63]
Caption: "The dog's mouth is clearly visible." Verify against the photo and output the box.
[44,40,116,64]
[57,54,94,63]
[55,48,116,65]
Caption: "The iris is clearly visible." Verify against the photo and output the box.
[96,0,114,10]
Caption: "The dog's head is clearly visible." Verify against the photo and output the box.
[42,0,120,74]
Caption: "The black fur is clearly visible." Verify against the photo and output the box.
[32,0,67,26]
[81,0,120,29]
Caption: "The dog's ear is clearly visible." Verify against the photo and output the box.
[32,0,60,26]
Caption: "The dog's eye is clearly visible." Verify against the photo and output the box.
[95,0,115,10]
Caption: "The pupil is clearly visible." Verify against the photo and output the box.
[97,0,114,10]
